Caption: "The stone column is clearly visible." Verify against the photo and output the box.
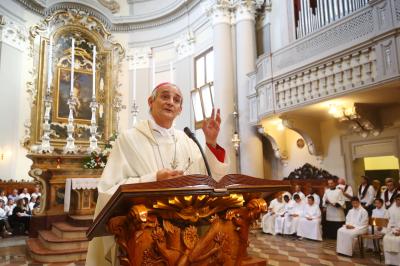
[235,0,264,178]
[206,0,236,173]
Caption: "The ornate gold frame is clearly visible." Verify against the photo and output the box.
[29,9,124,149]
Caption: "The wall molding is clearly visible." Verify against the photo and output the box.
[12,0,203,32]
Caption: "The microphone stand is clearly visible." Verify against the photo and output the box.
[183,127,212,177]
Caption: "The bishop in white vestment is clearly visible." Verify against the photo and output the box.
[262,194,285,235]
[336,197,369,256]
[85,83,229,266]
[383,195,400,265]
[297,195,322,241]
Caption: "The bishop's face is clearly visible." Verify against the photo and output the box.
[148,85,183,128]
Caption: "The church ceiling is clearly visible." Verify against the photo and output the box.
[12,0,200,31]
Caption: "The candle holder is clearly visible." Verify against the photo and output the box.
[63,96,78,154]
[87,99,101,154]
[131,100,139,127]
[38,92,54,153]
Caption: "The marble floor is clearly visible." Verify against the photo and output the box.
[0,231,384,266]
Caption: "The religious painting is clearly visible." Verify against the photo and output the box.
[54,67,97,124]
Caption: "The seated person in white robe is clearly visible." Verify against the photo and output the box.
[262,194,285,235]
[278,194,303,235]
[306,187,321,207]
[365,198,389,249]
[292,185,306,203]
[273,194,292,235]
[336,197,369,256]
[383,194,400,265]
[297,195,322,241]
[86,83,230,266]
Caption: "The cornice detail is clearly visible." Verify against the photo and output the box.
[12,0,203,32]
[127,47,152,70]
[204,0,232,26]
[97,0,120,14]
[234,0,257,23]
[0,15,29,51]
[174,31,195,60]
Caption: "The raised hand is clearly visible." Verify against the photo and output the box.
[202,108,221,146]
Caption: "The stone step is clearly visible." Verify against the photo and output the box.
[27,238,87,263]
[68,214,94,227]
[52,222,89,239]
[38,230,89,251]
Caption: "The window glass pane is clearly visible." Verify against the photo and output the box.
[196,57,205,88]
[191,90,204,122]
[206,50,214,83]
[201,85,213,118]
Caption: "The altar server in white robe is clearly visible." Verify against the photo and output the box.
[337,177,354,214]
[262,194,285,235]
[297,195,322,241]
[292,185,306,202]
[336,197,369,256]
[274,194,293,234]
[276,194,303,235]
[365,198,389,249]
[383,194,400,265]
[323,178,346,239]
[86,83,229,266]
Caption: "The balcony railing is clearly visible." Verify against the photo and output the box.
[295,0,369,39]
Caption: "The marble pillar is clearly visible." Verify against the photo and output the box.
[235,0,264,178]
[207,1,236,173]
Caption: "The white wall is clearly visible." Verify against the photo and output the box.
[279,119,346,179]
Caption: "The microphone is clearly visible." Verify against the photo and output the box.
[183,127,212,177]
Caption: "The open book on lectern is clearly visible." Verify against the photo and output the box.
[87,174,291,239]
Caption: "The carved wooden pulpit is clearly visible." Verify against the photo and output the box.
[87,174,291,266]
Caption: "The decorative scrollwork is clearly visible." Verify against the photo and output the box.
[107,195,267,266]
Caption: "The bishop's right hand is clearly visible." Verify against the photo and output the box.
[156,169,184,181]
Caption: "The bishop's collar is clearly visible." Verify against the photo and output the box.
[149,118,175,137]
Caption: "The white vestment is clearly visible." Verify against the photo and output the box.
[336,207,369,256]
[323,188,345,222]
[364,207,389,249]
[306,193,320,207]
[85,120,229,266]
[292,191,306,202]
[297,203,322,241]
[358,185,375,207]
[262,199,285,235]
[383,205,400,265]
[337,184,354,204]
[19,192,31,201]
[275,201,303,235]
[0,196,8,205]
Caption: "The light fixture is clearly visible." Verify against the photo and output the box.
[231,132,240,152]
[277,119,285,131]
[329,103,381,137]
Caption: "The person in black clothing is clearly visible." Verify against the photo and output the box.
[381,178,398,209]
[11,198,31,235]
[372,179,382,199]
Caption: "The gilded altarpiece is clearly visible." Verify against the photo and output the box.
[28,9,124,149]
